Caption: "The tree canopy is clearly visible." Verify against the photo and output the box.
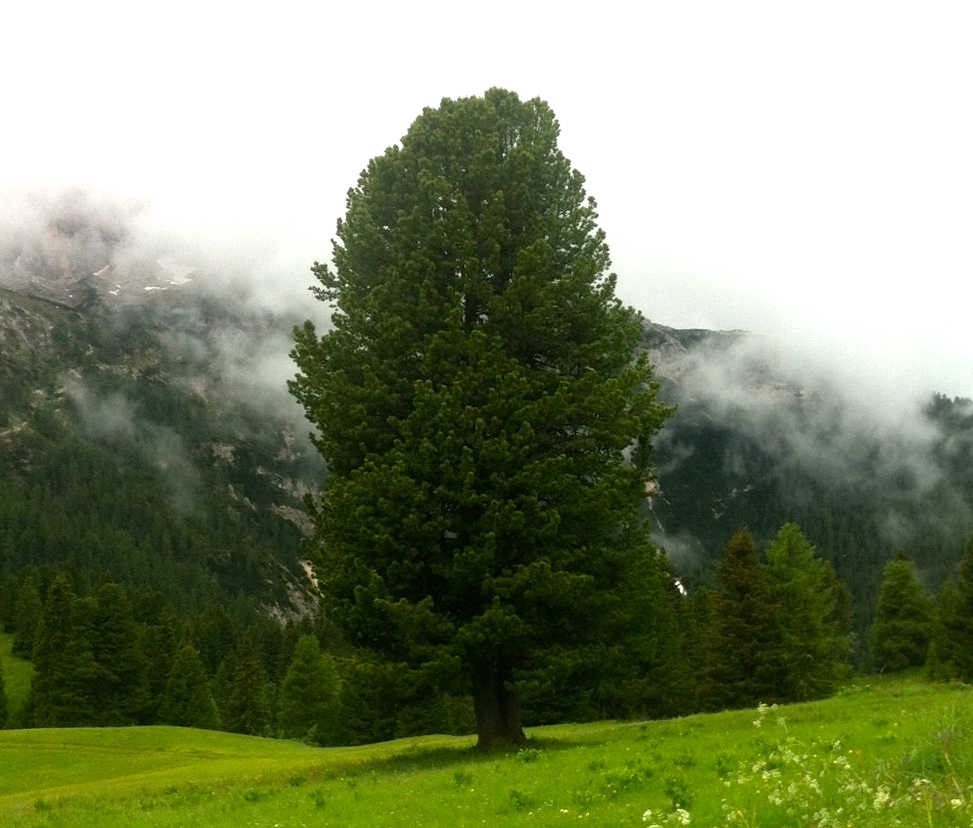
[696,529,781,709]
[869,552,933,673]
[290,88,673,748]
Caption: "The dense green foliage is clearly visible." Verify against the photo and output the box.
[697,529,781,709]
[278,634,341,743]
[869,552,934,672]
[31,575,97,727]
[927,533,973,682]
[158,643,219,729]
[221,631,269,736]
[697,525,852,709]
[291,89,674,747]
[0,289,317,615]
[0,651,6,728]
[765,523,851,699]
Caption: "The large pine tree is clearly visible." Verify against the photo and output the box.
[290,88,672,748]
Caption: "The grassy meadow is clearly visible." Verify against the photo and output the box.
[2,632,34,720]
[0,675,970,826]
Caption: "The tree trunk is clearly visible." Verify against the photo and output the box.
[473,664,526,750]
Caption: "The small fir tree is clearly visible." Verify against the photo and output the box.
[927,579,964,680]
[12,573,42,659]
[81,582,151,725]
[159,643,219,729]
[697,529,782,710]
[0,655,7,728]
[765,523,851,700]
[31,575,97,727]
[140,618,178,720]
[278,634,341,743]
[223,631,268,736]
[937,533,973,682]
[869,552,934,673]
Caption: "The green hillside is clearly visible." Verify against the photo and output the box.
[0,632,33,721]
[0,286,320,615]
[1,677,970,826]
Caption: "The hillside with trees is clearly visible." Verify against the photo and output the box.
[642,320,973,647]
[1,94,973,742]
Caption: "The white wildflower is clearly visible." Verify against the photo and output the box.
[669,808,691,825]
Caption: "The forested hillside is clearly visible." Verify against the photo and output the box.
[643,320,973,642]
[2,189,973,742]
[0,281,321,613]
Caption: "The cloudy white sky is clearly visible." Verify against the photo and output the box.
[2,2,971,396]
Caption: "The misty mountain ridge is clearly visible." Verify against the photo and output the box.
[642,317,973,641]
[2,188,972,640]
[0,191,327,616]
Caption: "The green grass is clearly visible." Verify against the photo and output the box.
[1,632,34,722]
[1,678,972,826]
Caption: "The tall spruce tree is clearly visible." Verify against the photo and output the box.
[278,634,340,743]
[159,643,219,729]
[290,88,673,748]
[223,631,268,736]
[869,552,934,673]
[697,529,781,710]
[765,523,851,700]
[31,575,97,727]
[81,582,151,725]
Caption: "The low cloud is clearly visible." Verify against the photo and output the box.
[647,324,973,576]
[0,187,329,427]
[65,379,202,516]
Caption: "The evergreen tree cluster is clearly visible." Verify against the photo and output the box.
[0,571,345,741]
[4,529,973,741]
[651,387,973,649]
[695,524,852,710]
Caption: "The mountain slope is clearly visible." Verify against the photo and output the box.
[0,283,322,614]
[642,318,973,639]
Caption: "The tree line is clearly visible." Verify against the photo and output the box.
[3,524,973,741]
[0,572,343,741]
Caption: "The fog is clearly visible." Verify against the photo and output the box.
[3,186,970,553]
[0,188,327,426]
[1,4,969,410]
[65,379,202,516]
[647,324,973,583]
